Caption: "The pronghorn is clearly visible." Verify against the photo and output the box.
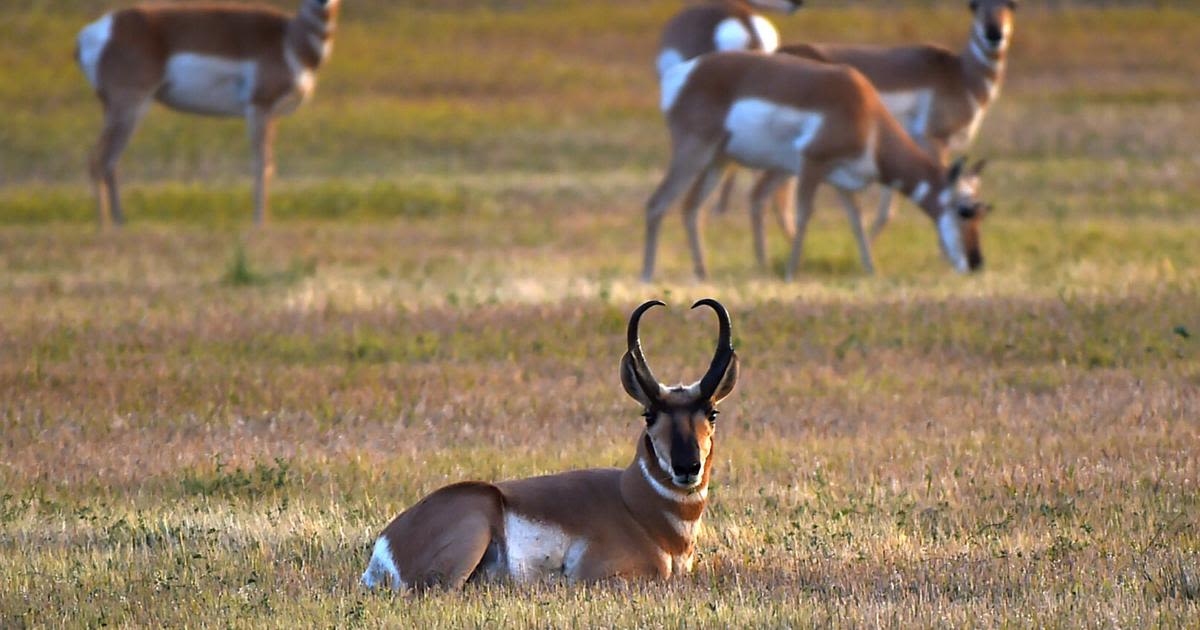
[361,299,739,591]
[75,0,339,226]
[656,0,802,78]
[736,0,1016,268]
[643,51,990,281]
[657,0,804,234]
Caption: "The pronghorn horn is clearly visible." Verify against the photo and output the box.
[626,300,666,403]
[692,298,733,400]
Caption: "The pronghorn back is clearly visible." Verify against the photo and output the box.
[656,0,787,77]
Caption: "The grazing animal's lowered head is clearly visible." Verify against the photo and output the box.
[621,299,739,490]
[935,157,992,273]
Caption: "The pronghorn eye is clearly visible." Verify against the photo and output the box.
[969,0,979,11]
[707,410,720,422]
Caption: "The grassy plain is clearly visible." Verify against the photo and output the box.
[2,1,1199,627]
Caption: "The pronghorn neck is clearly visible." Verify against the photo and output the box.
[619,432,710,555]
[961,18,1009,106]
[288,0,338,69]
[877,123,945,221]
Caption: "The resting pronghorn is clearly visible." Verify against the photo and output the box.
[735,0,1016,268]
[75,0,339,226]
[361,299,739,590]
[643,51,990,281]
[657,0,804,233]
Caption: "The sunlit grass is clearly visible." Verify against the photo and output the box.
[1,1,1199,627]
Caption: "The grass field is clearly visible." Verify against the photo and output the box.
[2,1,1199,627]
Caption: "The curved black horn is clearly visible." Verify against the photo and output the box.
[692,298,733,399]
[627,300,666,401]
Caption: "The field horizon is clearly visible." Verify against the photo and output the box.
[2,1,1198,627]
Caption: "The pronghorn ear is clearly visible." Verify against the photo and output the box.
[970,158,989,176]
[620,352,656,408]
[947,157,967,183]
[708,352,739,405]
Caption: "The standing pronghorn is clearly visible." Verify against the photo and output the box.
[643,52,990,281]
[75,0,339,226]
[657,0,803,229]
[361,299,739,590]
[737,0,1016,269]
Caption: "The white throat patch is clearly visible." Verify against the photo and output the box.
[938,211,969,273]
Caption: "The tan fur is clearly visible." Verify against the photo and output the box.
[739,0,1015,263]
[644,52,987,281]
[77,0,338,226]
[657,0,802,232]
[364,302,739,591]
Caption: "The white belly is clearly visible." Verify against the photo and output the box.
[879,89,934,139]
[158,53,256,116]
[503,512,588,582]
[826,130,879,192]
[724,98,823,172]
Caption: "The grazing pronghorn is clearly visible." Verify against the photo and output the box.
[657,0,803,231]
[75,0,339,226]
[361,299,739,590]
[735,0,1016,268]
[643,52,990,281]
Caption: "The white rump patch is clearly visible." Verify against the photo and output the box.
[659,57,699,113]
[656,48,685,78]
[749,15,780,52]
[76,13,113,89]
[361,537,405,590]
[724,98,823,172]
[158,53,257,117]
[938,211,969,273]
[714,18,752,51]
[504,513,575,582]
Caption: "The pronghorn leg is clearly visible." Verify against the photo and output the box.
[682,162,728,280]
[836,189,876,274]
[785,164,823,281]
[868,188,896,242]
[710,168,737,215]
[770,176,796,239]
[365,482,503,592]
[246,106,277,226]
[641,142,719,282]
[749,171,791,269]
[90,94,149,227]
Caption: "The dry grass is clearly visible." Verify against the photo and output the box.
[2,1,1199,628]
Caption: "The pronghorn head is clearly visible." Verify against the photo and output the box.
[746,0,804,15]
[970,0,1017,53]
[937,158,991,273]
[620,299,739,490]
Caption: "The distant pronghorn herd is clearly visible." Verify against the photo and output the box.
[645,0,1015,279]
[71,0,1016,589]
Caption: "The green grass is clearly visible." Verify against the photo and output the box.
[2,1,1199,627]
